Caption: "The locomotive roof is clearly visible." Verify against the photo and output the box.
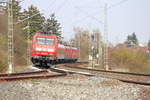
[33,34,58,38]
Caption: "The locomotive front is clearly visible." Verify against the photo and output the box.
[31,34,58,65]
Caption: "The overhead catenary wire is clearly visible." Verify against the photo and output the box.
[44,0,70,17]
[75,7,104,24]
[108,0,128,9]
[75,0,129,25]
[54,0,69,13]
[75,0,129,68]
[15,12,42,24]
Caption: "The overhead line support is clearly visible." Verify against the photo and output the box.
[8,0,14,73]
[104,3,109,70]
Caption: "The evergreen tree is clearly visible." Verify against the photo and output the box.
[22,5,45,38]
[125,32,138,47]
[132,32,138,45]
[43,13,61,36]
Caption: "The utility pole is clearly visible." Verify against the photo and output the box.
[27,15,31,65]
[8,0,14,73]
[92,34,94,68]
[78,33,81,61]
[104,3,109,70]
[88,33,91,67]
[98,32,102,65]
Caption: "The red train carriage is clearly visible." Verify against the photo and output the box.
[31,34,78,66]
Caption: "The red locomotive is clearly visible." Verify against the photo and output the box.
[31,34,78,66]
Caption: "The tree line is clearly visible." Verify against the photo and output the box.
[124,32,150,47]
[5,0,62,38]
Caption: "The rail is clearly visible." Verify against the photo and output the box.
[0,70,67,82]
[60,63,150,86]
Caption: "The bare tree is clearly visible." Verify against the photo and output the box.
[73,27,90,61]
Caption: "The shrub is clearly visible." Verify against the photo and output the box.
[110,47,150,74]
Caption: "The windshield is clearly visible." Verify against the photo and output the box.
[36,37,54,45]
[37,37,45,45]
[46,38,54,45]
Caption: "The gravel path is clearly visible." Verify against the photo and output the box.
[0,75,149,100]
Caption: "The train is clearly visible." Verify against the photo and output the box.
[31,34,78,66]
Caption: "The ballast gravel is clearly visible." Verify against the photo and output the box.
[0,76,149,100]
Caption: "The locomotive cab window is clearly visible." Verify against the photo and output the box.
[37,37,45,45]
[46,38,54,45]
[36,37,54,45]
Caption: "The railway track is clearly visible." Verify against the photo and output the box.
[0,70,67,82]
[0,70,48,77]
[49,67,94,76]
[1,62,149,86]
[0,63,90,82]
[58,63,150,86]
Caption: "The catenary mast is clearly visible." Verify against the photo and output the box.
[8,0,14,73]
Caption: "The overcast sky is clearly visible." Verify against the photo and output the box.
[20,0,150,45]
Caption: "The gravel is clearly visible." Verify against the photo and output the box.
[0,75,149,100]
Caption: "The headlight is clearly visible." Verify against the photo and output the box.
[35,48,42,51]
[48,49,54,52]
